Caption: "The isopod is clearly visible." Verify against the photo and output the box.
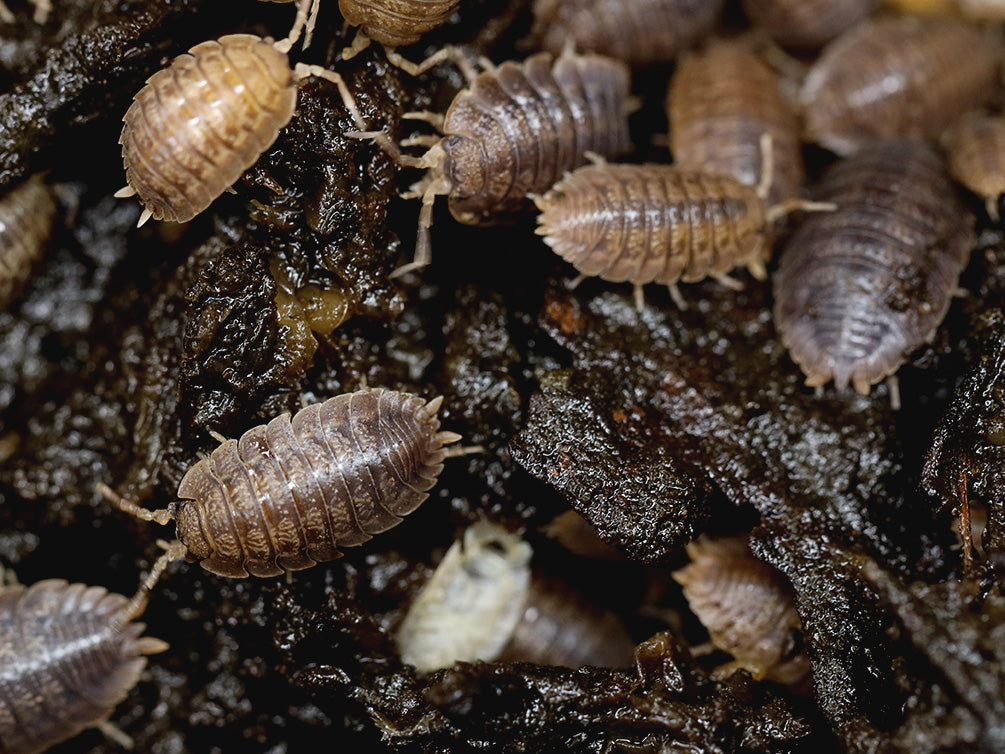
[672,535,810,685]
[272,0,460,74]
[117,33,372,226]
[668,37,803,207]
[530,0,725,66]
[533,147,831,309]
[101,388,463,578]
[376,49,632,276]
[801,15,1004,155]
[941,110,1005,221]
[0,571,172,753]
[396,521,533,673]
[740,0,878,50]
[0,174,57,309]
[773,140,974,397]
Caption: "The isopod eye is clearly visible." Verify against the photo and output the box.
[442,135,487,199]
[781,626,804,661]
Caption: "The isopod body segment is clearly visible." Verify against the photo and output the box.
[800,15,1004,155]
[773,141,975,395]
[0,580,167,754]
[339,0,460,47]
[740,0,878,50]
[941,110,1005,221]
[0,174,57,309]
[668,38,803,207]
[531,0,725,66]
[104,389,462,578]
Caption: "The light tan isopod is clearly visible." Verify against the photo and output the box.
[116,33,373,227]
[942,110,1005,221]
[0,174,57,309]
[673,535,811,685]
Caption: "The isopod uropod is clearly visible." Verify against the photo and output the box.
[0,174,57,309]
[773,140,975,399]
[375,49,632,276]
[673,535,810,685]
[800,15,1004,155]
[101,388,463,578]
[117,33,372,227]
[0,576,169,753]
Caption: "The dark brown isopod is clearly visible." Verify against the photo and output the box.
[774,140,974,397]
[533,154,826,308]
[668,38,803,207]
[117,34,370,226]
[801,15,1004,155]
[0,174,57,309]
[103,388,462,578]
[0,579,167,753]
[673,535,810,685]
[942,110,1005,221]
[389,50,632,275]
[740,0,878,50]
[531,0,725,66]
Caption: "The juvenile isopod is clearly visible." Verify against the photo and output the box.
[740,0,878,50]
[668,37,803,207]
[774,140,974,399]
[101,388,464,578]
[116,33,373,227]
[0,567,174,753]
[533,146,831,309]
[369,49,632,276]
[801,15,1004,155]
[530,0,725,66]
[941,110,1005,221]
[672,535,810,685]
[396,521,533,673]
[0,174,57,309]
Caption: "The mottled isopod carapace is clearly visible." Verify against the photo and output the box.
[774,140,975,397]
[0,174,57,310]
[0,578,168,753]
[383,49,632,276]
[534,149,830,309]
[673,535,810,685]
[801,15,1004,155]
[117,34,373,226]
[942,110,1005,221]
[740,0,878,50]
[668,37,803,207]
[102,389,462,578]
[531,0,725,66]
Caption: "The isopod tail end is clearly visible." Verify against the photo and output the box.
[135,636,171,655]
[114,185,136,198]
[424,394,445,417]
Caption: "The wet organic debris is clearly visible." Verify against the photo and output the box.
[1,0,1004,752]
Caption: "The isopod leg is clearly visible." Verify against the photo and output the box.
[0,0,13,23]
[403,110,446,131]
[29,0,50,24]
[340,29,372,61]
[120,539,188,622]
[384,45,457,77]
[667,283,688,310]
[273,0,321,54]
[886,374,901,412]
[987,194,1001,223]
[94,721,134,750]
[633,284,645,312]
[392,170,452,278]
[97,482,173,526]
[756,132,774,202]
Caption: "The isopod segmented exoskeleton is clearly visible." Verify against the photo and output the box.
[941,110,1005,222]
[0,174,57,310]
[773,140,975,400]
[740,0,878,50]
[117,33,375,226]
[101,388,464,578]
[533,143,832,309]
